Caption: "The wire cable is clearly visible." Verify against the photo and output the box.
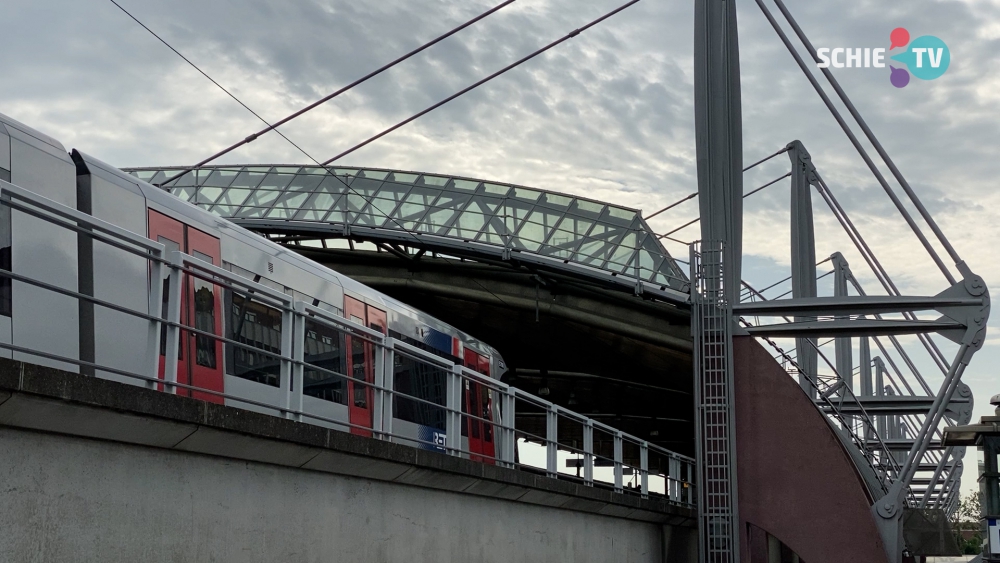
[108,0,518,308]
[107,0,318,169]
[321,0,642,164]
[111,0,654,307]
[159,0,517,187]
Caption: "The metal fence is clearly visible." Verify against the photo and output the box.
[0,180,696,506]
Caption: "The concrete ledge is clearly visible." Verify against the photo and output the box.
[0,357,695,525]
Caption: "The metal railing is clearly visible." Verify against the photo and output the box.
[0,180,696,506]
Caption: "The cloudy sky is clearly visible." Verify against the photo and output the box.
[3,0,999,497]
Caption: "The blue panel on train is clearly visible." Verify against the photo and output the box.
[417,425,447,453]
[419,326,452,354]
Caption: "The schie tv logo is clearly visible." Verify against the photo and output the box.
[816,27,950,88]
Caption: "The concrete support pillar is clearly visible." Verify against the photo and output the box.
[788,141,817,398]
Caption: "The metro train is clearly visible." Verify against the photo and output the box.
[0,111,504,461]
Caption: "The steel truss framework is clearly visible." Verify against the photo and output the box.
[127,165,689,301]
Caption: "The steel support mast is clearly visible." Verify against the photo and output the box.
[693,0,743,560]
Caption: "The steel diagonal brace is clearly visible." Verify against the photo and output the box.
[871,262,989,562]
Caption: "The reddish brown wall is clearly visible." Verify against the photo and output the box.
[733,336,889,562]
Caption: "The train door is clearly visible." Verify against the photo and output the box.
[463,349,495,464]
[345,296,386,437]
[148,210,224,404]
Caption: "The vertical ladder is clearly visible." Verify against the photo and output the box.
[692,241,740,563]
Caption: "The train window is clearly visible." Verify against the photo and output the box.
[192,250,217,369]
[302,320,347,405]
[225,291,281,387]
[0,204,10,317]
[392,353,447,431]
[351,335,367,408]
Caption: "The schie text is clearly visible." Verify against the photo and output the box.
[816,48,886,68]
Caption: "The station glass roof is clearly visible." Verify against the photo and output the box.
[125,165,688,291]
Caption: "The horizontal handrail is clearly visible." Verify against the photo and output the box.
[0,180,696,505]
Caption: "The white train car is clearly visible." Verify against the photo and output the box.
[0,111,504,462]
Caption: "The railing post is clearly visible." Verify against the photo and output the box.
[640,441,649,498]
[583,419,594,486]
[375,339,393,440]
[291,304,305,422]
[546,404,558,478]
[614,431,624,493]
[146,250,164,390]
[162,254,183,395]
[446,364,462,457]
[502,388,516,467]
[668,457,681,502]
[279,308,294,419]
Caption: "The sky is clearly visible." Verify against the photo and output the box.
[1,0,998,500]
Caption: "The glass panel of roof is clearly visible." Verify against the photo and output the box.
[326,210,347,223]
[286,174,324,192]
[194,187,224,205]
[349,176,383,195]
[246,166,272,173]
[275,167,301,174]
[607,206,636,222]
[346,193,370,212]
[362,170,389,181]
[318,174,351,194]
[334,169,358,176]
[212,205,238,216]
[513,188,540,202]
[482,183,510,196]
[553,215,595,239]
[258,173,294,191]
[243,189,281,209]
[420,175,449,186]
[230,170,266,189]
[391,173,418,184]
[265,207,294,219]
[301,167,325,175]
[167,170,201,188]
[271,191,310,210]
[544,193,572,208]
[216,188,252,207]
[638,249,655,271]
[575,239,611,266]
[172,187,196,201]
[204,170,238,188]
[422,207,458,233]
[576,199,605,215]
[452,179,480,191]
[148,171,168,185]
[366,196,399,221]
[302,192,339,211]
[447,211,486,239]
[133,170,157,182]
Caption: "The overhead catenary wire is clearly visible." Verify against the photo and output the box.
[158,0,517,187]
[645,146,790,221]
[321,0,643,165]
[111,0,654,308]
[656,171,791,240]
[108,0,517,308]
[107,0,319,175]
